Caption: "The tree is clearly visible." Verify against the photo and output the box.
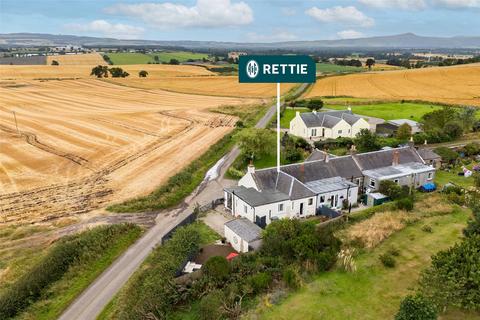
[307,98,324,112]
[444,121,463,139]
[154,55,160,63]
[202,256,230,281]
[51,60,59,66]
[234,128,275,161]
[419,235,480,311]
[433,147,459,164]
[395,294,438,320]
[366,58,375,70]
[421,106,457,132]
[355,129,380,152]
[138,70,148,78]
[396,123,412,140]
[169,58,180,65]
[90,65,109,78]
[457,107,477,132]
[109,67,129,78]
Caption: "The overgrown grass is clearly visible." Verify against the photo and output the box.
[253,203,474,320]
[0,224,142,320]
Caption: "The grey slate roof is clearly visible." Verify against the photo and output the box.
[225,218,262,242]
[416,148,441,161]
[225,186,289,207]
[252,171,316,201]
[299,110,362,128]
[352,147,423,171]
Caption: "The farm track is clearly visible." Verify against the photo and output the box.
[0,110,235,224]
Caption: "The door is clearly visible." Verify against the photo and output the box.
[255,215,266,228]
[300,203,304,215]
[334,195,339,207]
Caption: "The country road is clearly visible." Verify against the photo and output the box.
[59,83,309,320]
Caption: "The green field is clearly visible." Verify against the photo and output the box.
[327,102,441,121]
[255,207,477,320]
[106,51,209,65]
[316,63,363,74]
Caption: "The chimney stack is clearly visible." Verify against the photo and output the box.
[407,136,414,148]
[296,111,300,117]
[300,163,305,182]
[392,150,400,166]
[247,161,255,174]
[312,110,317,114]
[325,152,329,163]
[350,144,357,154]
[424,140,428,145]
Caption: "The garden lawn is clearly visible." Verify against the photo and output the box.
[280,108,309,128]
[255,208,477,320]
[435,167,474,188]
[326,102,441,121]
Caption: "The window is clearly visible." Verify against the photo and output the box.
[278,203,284,212]
[428,172,433,180]
[394,179,399,184]
[356,178,361,185]
[320,196,325,203]
[338,130,342,134]
[308,198,313,205]
[312,129,317,136]
[369,179,376,188]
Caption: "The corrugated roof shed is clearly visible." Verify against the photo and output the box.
[225,218,262,242]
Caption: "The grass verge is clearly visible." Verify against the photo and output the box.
[0,224,142,320]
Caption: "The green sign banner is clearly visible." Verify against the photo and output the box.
[238,55,316,83]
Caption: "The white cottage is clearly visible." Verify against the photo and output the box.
[289,109,370,140]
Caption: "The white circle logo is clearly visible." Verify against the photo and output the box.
[246,60,259,79]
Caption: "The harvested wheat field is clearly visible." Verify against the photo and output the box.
[306,63,480,106]
[0,64,213,80]
[46,52,106,65]
[107,76,296,98]
[0,77,258,224]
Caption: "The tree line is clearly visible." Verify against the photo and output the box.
[90,65,148,78]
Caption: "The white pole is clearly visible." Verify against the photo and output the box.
[277,82,280,172]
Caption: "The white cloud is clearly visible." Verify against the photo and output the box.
[305,6,375,27]
[337,30,365,39]
[246,30,298,42]
[432,0,480,8]
[105,0,253,28]
[359,0,427,10]
[65,20,144,39]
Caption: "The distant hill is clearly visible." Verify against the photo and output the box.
[1,32,480,50]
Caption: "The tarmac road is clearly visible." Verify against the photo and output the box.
[59,82,309,320]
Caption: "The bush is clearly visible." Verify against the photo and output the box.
[198,290,224,320]
[387,247,401,257]
[446,192,466,206]
[421,225,433,233]
[282,266,303,289]
[434,147,459,164]
[227,167,245,179]
[247,272,272,293]
[419,235,480,311]
[395,294,438,320]
[0,224,140,319]
[203,256,230,281]
[396,197,414,211]
[379,180,409,200]
[379,253,396,268]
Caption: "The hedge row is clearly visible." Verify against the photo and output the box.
[0,224,141,319]
[113,223,202,319]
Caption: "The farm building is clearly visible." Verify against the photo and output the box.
[289,109,370,140]
[416,148,442,169]
[224,147,435,227]
[224,218,262,253]
[376,119,422,136]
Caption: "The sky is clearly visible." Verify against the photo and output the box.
[0,0,479,42]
